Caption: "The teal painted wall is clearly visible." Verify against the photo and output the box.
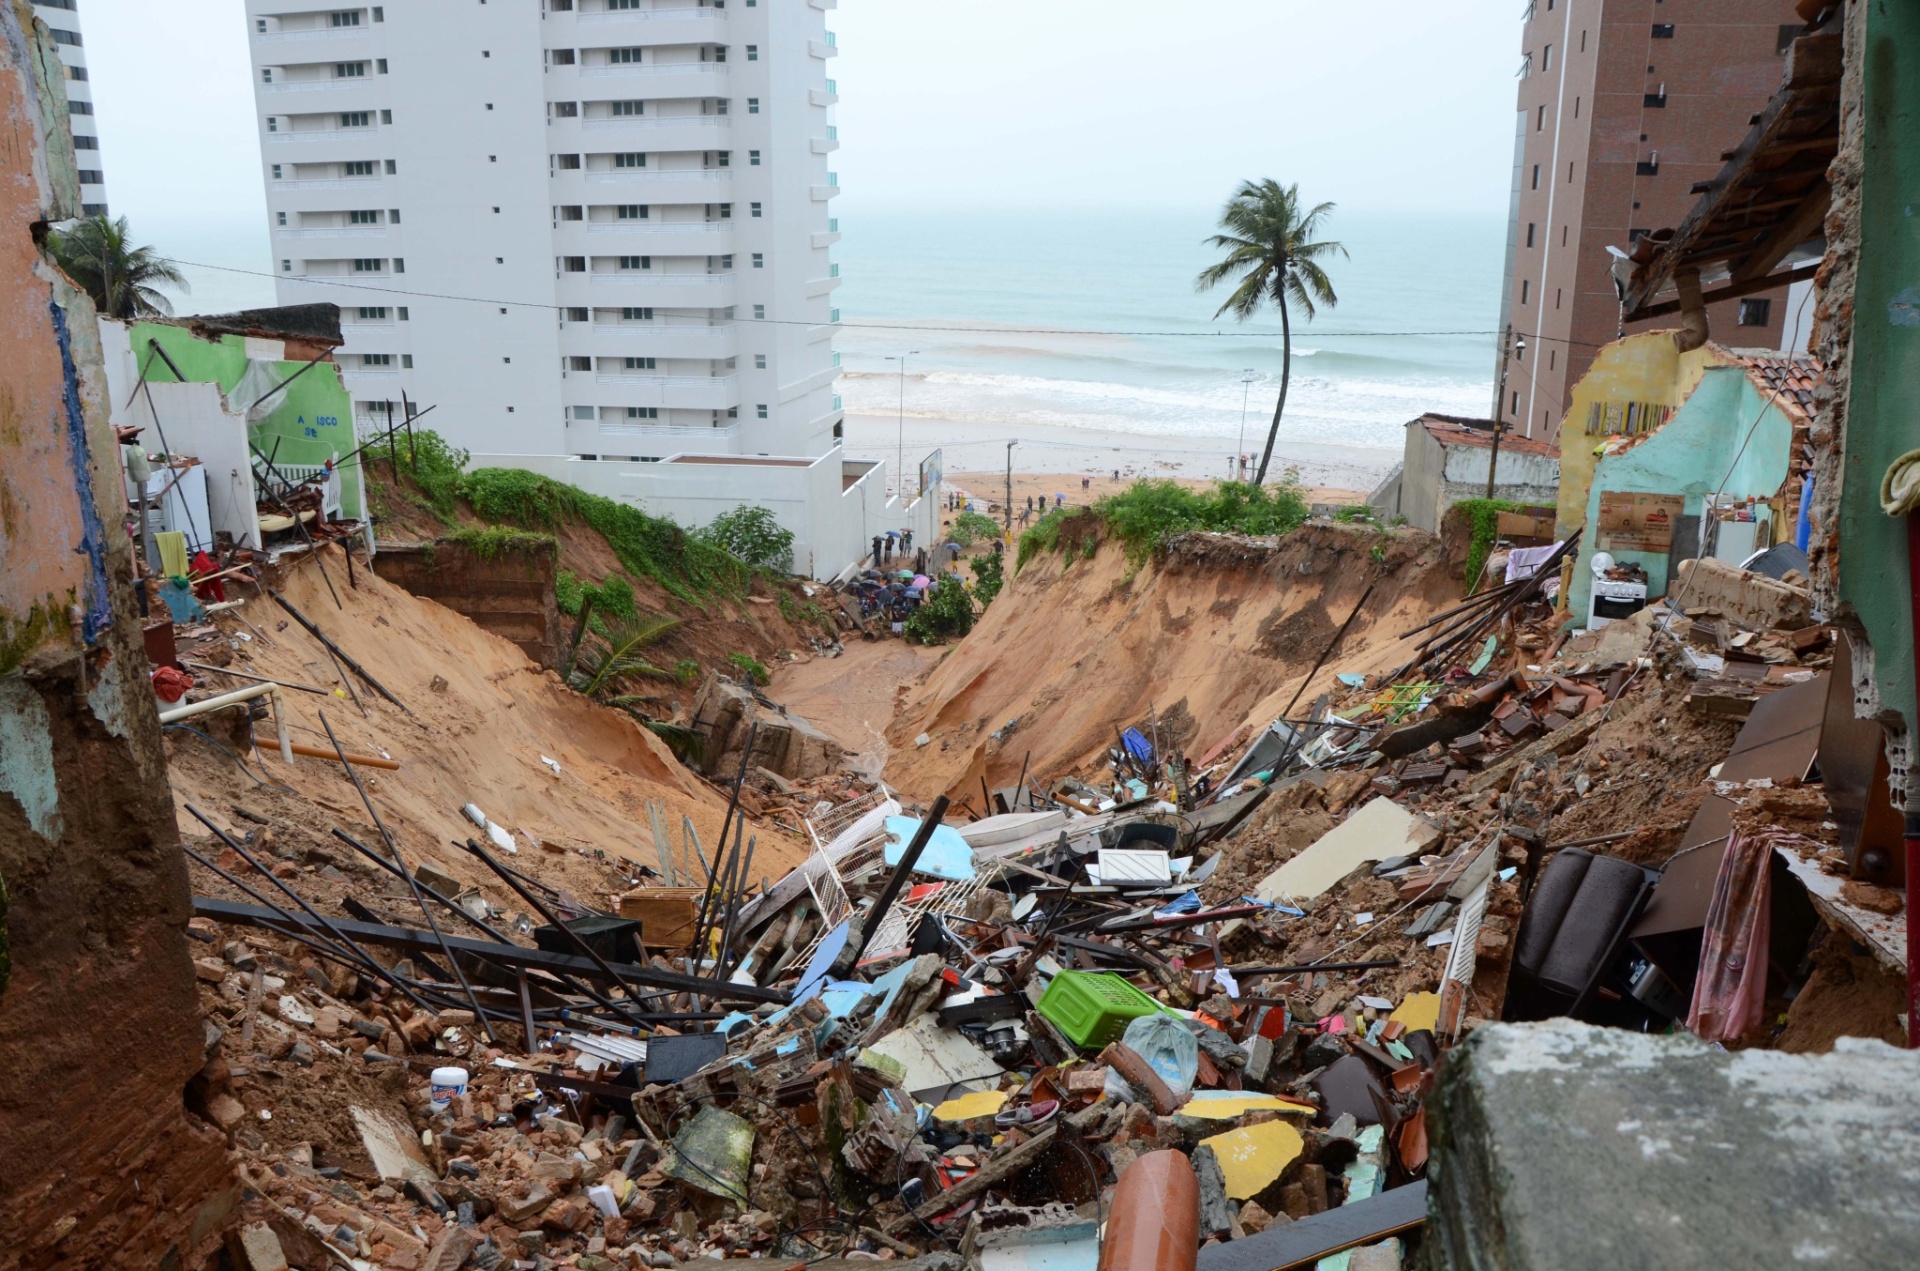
[130,323,362,520]
[1844,3,1920,748]
[1572,367,1792,620]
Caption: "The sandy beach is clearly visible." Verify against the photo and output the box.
[840,411,1395,502]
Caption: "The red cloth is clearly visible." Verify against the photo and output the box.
[150,666,193,703]
[189,550,226,603]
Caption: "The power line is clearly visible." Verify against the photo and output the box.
[162,256,1498,342]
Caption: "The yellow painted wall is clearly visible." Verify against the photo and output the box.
[1553,333,1725,538]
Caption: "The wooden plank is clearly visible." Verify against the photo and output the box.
[1194,1180,1427,1271]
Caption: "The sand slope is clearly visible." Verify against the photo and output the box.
[168,549,808,906]
[883,521,1460,803]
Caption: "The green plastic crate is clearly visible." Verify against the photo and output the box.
[1035,970,1163,1048]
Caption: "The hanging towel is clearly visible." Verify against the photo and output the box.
[155,529,189,579]
[1504,540,1565,584]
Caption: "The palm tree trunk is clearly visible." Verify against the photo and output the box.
[1253,287,1292,486]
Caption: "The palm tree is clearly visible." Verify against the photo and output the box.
[569,614,684,700]
[1196,181,1345,486]
[46,214,186,319]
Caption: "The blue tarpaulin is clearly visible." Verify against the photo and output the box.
[1121,727,1154,763]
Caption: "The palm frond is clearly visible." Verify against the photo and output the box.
[572,613,684,698]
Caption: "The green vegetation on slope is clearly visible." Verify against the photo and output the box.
[1018,478,1312,571]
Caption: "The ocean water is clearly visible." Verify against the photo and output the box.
[833,206,1506,466]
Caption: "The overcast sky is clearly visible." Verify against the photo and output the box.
[80,0,1519,278]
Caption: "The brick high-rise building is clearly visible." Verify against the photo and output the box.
[1493,0,1810,448]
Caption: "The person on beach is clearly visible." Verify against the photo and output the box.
[901,528,913,553]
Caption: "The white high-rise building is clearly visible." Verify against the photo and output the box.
[244,0,843,463]
[36,0,107,215]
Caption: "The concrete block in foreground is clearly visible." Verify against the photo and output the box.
[1427,1019,1920,1269]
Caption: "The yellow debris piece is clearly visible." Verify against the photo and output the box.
[1199,1120,1305,1200]
[1390,991,1441,1034]
[1179,1093,1318,1119]
[932,1088,1008,1122]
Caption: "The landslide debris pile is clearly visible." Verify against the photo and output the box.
[173,522,1906,1271]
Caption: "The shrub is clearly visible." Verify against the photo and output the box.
[972,551,1005,606]
[444,525,554,561]
[1452,497,1523,593]
[949,510,1003,547]
[904,576,975,645]
[1015,507,1087,572]
[462,465,751,603]
[726,651,770,685]
[1093,478,1312,565]
[700,505,795,574]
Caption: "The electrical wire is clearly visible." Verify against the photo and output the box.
[163,255,1495,341]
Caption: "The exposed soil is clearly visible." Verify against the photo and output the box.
[1775,927,1909,1052]
[883,522,1461,802]
[767,638,947,781]
[170,548,811,919]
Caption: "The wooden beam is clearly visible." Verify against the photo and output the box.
[1732,185,1833,283]
[1629,262,1820,320]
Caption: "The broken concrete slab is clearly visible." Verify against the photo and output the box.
[1427,1020,1920,1269]
[351,1104,437,1184]
[1253,798,1441,904]
[1674,556,1813,631]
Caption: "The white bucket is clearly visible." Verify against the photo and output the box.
[428,1066,469,1113]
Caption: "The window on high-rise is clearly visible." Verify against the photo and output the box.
[748,98,760,114]
[749,150,761,166]
[344,160,375,176]
[750,202,762,217]
[341,111,371,128]
[363,353,392,366]
[348,209,380,224]
[747,45,759,61]
[1525,223,1535,248]
[563,256,586,272]
[756,404,768,418]
[612,100,643,116]
[628,407,658,419]
[335,62,366,78]
[615,152,646,168]
[568,357,592,372]
[358,307,388,320]
[1530,164,1539,190]
[1652,24,1675,39]
[611,47,643,64]
[618,255,652,270]
[624,357,657,371]
[1541,44,1551,71]
[755,354,767,369]
[277,211,287,226]
[559,205,584,220]
[330,11,360,27]
[621,307,654,320]
[1521,280,1530,304]
[1738,299,1772,327]
[553,101,579,117]
[617,204,647,219]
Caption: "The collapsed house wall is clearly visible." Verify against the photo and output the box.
[1810,0,1916,808]
[0,6,236,1263]
[373,537,562,669]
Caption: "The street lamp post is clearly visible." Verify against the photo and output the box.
[1236,368,1256,481]
[884,351,918,500]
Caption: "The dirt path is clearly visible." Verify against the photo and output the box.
[770,638,946,781]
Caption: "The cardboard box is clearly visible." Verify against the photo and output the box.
[614,886,703,949]
[1597,491,1685,552]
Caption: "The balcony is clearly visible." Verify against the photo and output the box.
[573,222,733,249]
[581,420,740,445]
[273,176,383,191]
[259,77,375,95]
[573,10,728,41]
[590,373,740,410]
[582,168,730,189]
[811,228,840,248]
[586,271,732,288]
[276,225,388,239]
[579,62,727,80]
[808,39,838,60]
[810,136,838,155]
[579,322,737,357]
[808,85,838,107]
[254,27,374,45]
[340,367,401,381]
[266,127,380,145]
[810,183,841,201]
[806,274,842,297]
[578,116,727,133]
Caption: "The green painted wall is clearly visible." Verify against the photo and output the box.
[1844,3,1920,747]
[130,322,362,519]
[1572,367,1794,620]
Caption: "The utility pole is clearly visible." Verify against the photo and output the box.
[885,351,918,501]
[1236,368,1256,482]
[1004,441,1017,532]
[1491,324,1514,437]
[1487,334,1521,500]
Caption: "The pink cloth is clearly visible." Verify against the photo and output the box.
[1686,829,1788,1042]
